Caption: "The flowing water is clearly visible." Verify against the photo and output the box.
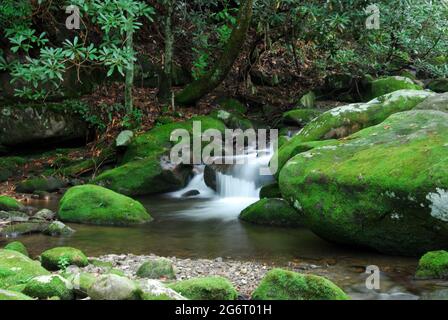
[4,147,448,299]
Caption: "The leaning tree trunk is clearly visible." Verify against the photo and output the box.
[125,18,134,113]
[175,0,253,105]
[158,0,174,102]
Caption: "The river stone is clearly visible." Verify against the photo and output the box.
[33,209,56,221]
[252,269,348,300]
[169,276,238,300]
[93,116,225,196]
[140,279,186,300]
[136,258,176,280]
[414,92,448,113]
[4,241,28,257]
[0,102,87,148]
[0,195,23,211]
[366,76,423,100]
[416,251,448,280]
[275,89,435,173]
[0,222,49,237]
[58,185,152,226]
[43,221,75,236]
[88,274,143,300]
[0,289,33,300]
[279,110,448,255]
[0,249,50,289]
[23,275,74,300]
[239,198,302,227]
[40,247,88,271]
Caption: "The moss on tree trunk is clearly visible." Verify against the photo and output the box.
[175,0,253,106]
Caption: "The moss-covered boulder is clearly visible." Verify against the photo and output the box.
[4,241,28,257]
[43,221,75,236]
[366,76,423,100]
[0,249,50,289]
[427,78,448,93]
[252,269,348,300]
[274,90,434,173]
[169,276,238,300]
[40,247,88,271]
[58,185,152,226]
[282,109,322,127]
[0,195,23,211]
[415,93,448,113]
[23,275,74,300]
[16,176,66,193]
[136,258,175,280]
[279,110,448,255]
[416,251,448,280]
[0,289,33,300]
[240,198,301,227]
[88,274,143,300]
[94,116,225,196]
[259,183,282,199]
[0,222,49,237]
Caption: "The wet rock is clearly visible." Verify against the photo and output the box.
[43,221,75,237]
[181,190,200,198]
[239,198,302,227]
[34,209,56,221]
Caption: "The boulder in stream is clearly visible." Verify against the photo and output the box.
[416,251,448,280]
[4,241,28,257]
[239,198,302,227]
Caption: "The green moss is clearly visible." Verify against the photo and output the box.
[0,289,33,300]
[366,76,423,100]
[40,247,88,271]
[240,198,302,227]
[4,241,28,257]
[0,249,50,289]
[274,90,434,174]
[279,110,448,255]
[0,157,26,182]
[15,176,66,193]
[0,222,49,237]
[23,275,74,300]
[136,258,175,280]
[142,293,174,300]
[283,109,322,126]
[259,183,282,199]
[169,276,238,300]
[426,79,448,93]
[252,269,348,300]
[0,195,23,211]
[416,251,448,280]
[89,259,113,269]
[64,272,97,298]
[218,98,247,114]
[58,185,152,225]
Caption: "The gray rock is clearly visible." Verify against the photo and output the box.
[34,209,56,221]
[43,221,75,236]
[87,274,142,300]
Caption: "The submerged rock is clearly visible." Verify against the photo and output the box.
[416,251,448,280]
[181,190,200,198]
[0,249,50,289]
[40,247,88,271]
[4,241,28,257]
[58,185,152,226]
[279,110,448,255]
[239,198,302,227]
[88,274,143,300]
[23,275,74,300]
[169,276,238,300]
[252,268,348,300]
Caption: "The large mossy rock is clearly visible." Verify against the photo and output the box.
[94,116,225,196]
[239,198,302,227]
[23,275,74,300]
[0,249,50,289]
[414,92,448,113]
[416,251,448,280]
[252,269,348,300]
[0,101,87,148]
[88,274,143,300]
[427,78,448,93]
[0,195,23,211]
[259,183,282,199]
[279,110,448,255]
[58,185,152,226]
[136,258,176,280]
[0,289,33,300]
[169,276,238,300]
[4,241,28,257]
[274,90,435,173]
[282,109,322,127]
[40,247,88,271]
[366,76,423,100]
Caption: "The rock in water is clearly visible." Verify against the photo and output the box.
[0,249,50,289]
[416,251,448,280]
[239,198,302,227]
[58,185,152,226]
[279,110,448,255]
[252,269,348,300]
[88,274,143,300]
[0,196,23,211]
[40,247,88,271]
[23,275,74,300]
[43,221,75,236]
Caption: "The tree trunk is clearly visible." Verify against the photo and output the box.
[175,0,253,106]
[125,18,134,113]
[158,0,174,102]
